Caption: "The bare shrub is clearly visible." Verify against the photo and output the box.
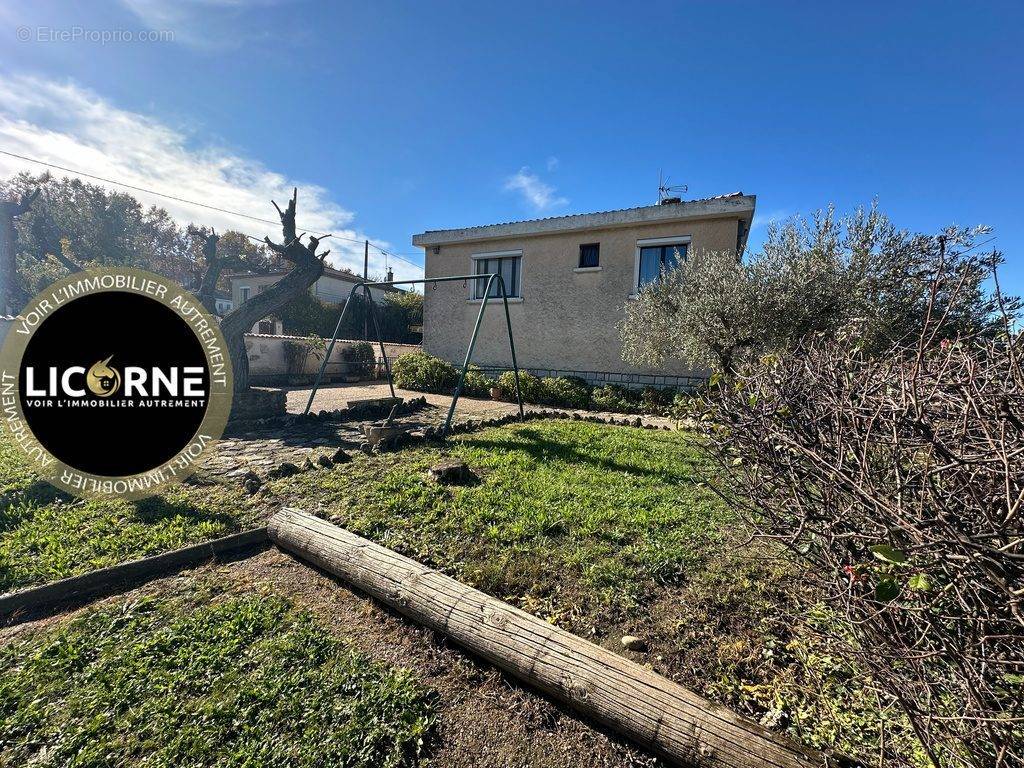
[701,233,1023,766]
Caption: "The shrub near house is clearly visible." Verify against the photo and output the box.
[394,352,682,415]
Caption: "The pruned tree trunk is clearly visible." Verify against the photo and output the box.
[0,188,39,314]
[196,231,222,315]
[217,189,329,392]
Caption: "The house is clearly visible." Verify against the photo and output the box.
[226,266,402,335]
[412,193,755,388]
[212,290,233,317]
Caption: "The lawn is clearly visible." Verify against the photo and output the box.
[0,440,258,592]
[266,420,923,765]
[0,418,922,765]
[0,590,433,767]
[270,419,731,622]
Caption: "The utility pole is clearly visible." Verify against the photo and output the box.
[363,239,369,340]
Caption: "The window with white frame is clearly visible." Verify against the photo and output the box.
[471,250,521,299]
[636,236,690,289]
[239,286,251,302]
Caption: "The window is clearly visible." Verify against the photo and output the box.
[471,251,521,299]
[636,238,689,288]
[258,320,274,334]
[578,243,600,268]
[239,286,251,302]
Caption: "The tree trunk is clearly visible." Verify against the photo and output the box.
[0,212,16,315]
[210,189,329,393]
[0,189,39,314]
[268,508,832,768]
[196,232,222,315]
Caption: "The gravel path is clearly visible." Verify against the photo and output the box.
[287,381,676,428]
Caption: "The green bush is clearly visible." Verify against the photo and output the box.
[282,335,325,376]
[391,352,458,394]
[640,386,678,412]
[460,365,495,398]
[539,376,591,409]
[497,370,544,403]
[590,384,643,414]
[341,341,375,379]
[278,292,422,344]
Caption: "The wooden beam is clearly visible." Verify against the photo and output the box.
[269,508,830,768]
[0,528,269,625]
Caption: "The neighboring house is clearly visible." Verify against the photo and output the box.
[226,266,402,335]
[213,290,233,317]
[412,193,755,387]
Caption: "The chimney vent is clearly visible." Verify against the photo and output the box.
[660,196,682,205]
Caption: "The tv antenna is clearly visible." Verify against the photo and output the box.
[657,170,687,203]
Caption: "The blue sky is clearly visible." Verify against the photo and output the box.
[1,1,1022,288]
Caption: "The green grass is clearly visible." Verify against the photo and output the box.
[269,420,732,621]
[268,420,924,766]
[0,591,434,768]
[0,440,255,592]
[0,417,921,765]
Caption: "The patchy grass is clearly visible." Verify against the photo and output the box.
[268,420,924,766]
[0,440,256,592]
[269,420,731,622]
[1,417,922,765]
[0,591,434,767]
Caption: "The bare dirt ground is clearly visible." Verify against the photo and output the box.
[2,548,665,768]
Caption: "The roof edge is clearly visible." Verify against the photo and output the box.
[412,195,756,247]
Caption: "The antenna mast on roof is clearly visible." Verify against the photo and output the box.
[657,170,688,203]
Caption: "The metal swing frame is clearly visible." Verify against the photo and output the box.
[303,273,525,435]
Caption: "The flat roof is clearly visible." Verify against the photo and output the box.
[412,193,755,247]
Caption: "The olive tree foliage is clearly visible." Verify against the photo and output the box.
[621,205,1003,374]
[700,238,1022,767]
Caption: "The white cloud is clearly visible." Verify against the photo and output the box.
[118,0,288,49]
[504,166,567,213]
[751,208,793,230]
[545,156,559,172]
[0,73,420,280]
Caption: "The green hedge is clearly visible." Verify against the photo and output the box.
[277,292,422,344]
[539,376,591,409]
[497,371,544,403]
[392,352,459,393]
[341,341,375,378]
[461,365,495,398]
[392,352,686,415]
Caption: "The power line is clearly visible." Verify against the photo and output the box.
[0,147,424,270]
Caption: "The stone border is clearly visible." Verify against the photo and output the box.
[223,395,430,435]
[235,407,680,496]
[0,528,269,626]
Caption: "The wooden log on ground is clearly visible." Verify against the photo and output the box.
[268,508,828,768]
[0,528,269,625]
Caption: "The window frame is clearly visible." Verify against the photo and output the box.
[633,235,691,292]
[239,285,251,302]
[578,242,600,269]
[469,249,523,300]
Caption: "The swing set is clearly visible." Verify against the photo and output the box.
[303,273,525,435]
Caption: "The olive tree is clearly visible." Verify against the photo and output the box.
[621,205,1004,374]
